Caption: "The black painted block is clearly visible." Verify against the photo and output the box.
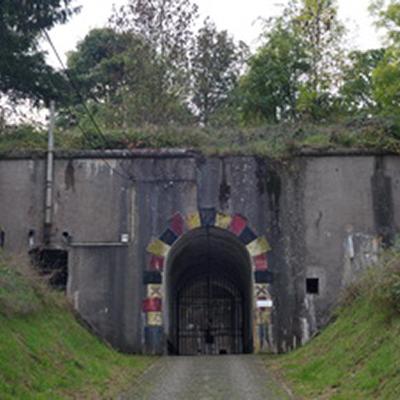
[143,271,162,284]
[199,207,217,227]
[255,271,273,283]
[159,228,178,246]
[239,226,258,245]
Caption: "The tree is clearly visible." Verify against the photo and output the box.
[296,0,345,91]
[370,0,400,45]
[0,0,79,103]
[372,48,400,116]
[238,0,346,125]
[109,0,198,113]
[66,27,193,128]
[66,28,149,128]
[190,19,247,125]
[67,28,132,103]
[294,0,346,119]
[339,49,385,115]
[369,1,400,118]
[239,17,310,124]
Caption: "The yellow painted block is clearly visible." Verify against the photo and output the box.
[147,312,162,326]
[247,236,271,256]
[215,213,232,230]
[147,284,162,298]
[147,239,170,257]
[186,212,201,230]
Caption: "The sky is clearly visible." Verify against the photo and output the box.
[44,0,383,67]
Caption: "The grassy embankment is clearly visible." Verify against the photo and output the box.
[269,250,400,399]
[0,252,154,399]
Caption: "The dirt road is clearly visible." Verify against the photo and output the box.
[120,355,290,400]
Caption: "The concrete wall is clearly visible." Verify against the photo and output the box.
[0,150,398,353]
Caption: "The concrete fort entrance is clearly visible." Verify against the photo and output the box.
[144,210,272,355]
[2,150,393,354]
[165,227,253,355]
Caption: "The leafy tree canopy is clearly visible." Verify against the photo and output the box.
[238,0,347,124]
[239,20,309,124]
[339,49,385,115]
[190,18,248,125]
[66,27,193,128]
[102,0,200,126]
[369,1,400,119]
[0,0,80,103]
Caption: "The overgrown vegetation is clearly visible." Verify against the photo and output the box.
[1,117,400,158]
[0,252,153,399]
[268,249,400,399]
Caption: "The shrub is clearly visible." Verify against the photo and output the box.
[374,253,400,316]
[0,252,61,317]
[339,249,400,318]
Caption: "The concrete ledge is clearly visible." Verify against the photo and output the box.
[0,148,200,160]
[69,242,129,247]
[0,147,398,160]
[294,147,399,157]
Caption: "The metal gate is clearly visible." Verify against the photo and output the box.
[177,274,244,355]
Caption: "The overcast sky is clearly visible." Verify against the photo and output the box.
[44,0,383,67]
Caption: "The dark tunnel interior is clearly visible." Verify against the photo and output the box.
[165,227,253,355]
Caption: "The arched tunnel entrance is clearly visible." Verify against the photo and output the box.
[165,227,254,355]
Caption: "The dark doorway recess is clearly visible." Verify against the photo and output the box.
[166,227,253,355]
[306,278,319,295]
[30,249,68,290]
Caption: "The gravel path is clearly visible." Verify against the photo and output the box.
[120,355,290,400]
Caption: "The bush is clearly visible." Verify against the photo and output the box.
[340,249,400,319]
[0,252,60,317]
[0,125,47,152]
[374,253,400,316]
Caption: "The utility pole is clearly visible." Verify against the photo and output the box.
[44,100,55,245]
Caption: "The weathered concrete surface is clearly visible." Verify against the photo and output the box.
[0,149,399,354]
[120,355,290,400]
[0,158,45,251]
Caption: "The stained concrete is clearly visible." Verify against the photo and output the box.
[0,149,399,354]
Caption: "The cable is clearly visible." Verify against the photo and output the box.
[43,29,134,180]
[42,29,136,181]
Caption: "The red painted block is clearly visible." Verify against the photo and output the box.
[254,253,268,271]
[142,297,162,312]
[150,255,164,271]
[170,212,185,236]
[229,214,247,236]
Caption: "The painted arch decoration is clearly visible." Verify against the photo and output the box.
[143,208,273,329]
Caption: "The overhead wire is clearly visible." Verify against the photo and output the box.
[41,29,136,181]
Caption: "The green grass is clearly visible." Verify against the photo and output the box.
[0,253,154,399]
[267,251,400,399]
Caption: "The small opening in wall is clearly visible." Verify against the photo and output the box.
[30,249,68,290]
[0,230,4,248]
[306,278,319,294]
